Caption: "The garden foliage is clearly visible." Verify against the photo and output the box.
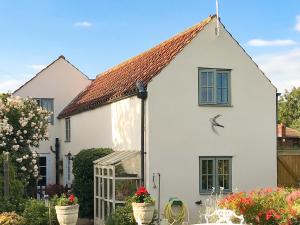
[73,148,113,218]
[279,87,300,130]
[0,155,24,198]
[0,212,25,225]
[22,199,58,225]
[219,188,300,225]
[105,199,135,225]
[0,197,27,214]
[0,94,50,183]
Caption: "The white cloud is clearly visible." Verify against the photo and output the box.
[27,64,46,70]
[74,21,92,28]
[254,48,300,92]
[248,39,297,47]
[0,74,31,93]
[294,15,300,32]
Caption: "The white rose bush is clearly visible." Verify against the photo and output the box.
[0,93,50,184]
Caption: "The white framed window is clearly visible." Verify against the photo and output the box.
[199,156,232,193]
[198,69,231,105]
[37,154,51,186]
[63,155,74,187]
[65,118,71,142]
[35,98,54,124]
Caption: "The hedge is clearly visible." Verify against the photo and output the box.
[73,148,113,218]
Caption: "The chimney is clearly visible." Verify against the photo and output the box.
[278,123,286,137]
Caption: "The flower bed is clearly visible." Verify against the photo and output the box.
[218,188,300,225]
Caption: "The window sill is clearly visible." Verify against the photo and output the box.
[198,104,233,107]
[199,191,232,195]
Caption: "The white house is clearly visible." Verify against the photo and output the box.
[14,55,91,187]
[58,15,277,223]
[14,15,277,223]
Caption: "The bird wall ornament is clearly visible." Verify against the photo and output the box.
[210,114,224,128]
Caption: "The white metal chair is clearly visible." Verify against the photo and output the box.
[205,209,244,224]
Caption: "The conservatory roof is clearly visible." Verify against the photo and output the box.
[93,151,140,166]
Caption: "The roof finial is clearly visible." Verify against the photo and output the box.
[215,0,220,36]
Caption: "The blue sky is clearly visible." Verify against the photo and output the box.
[0,0,299,93]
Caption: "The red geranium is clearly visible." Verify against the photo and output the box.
[132,186,154,204]
[69,194,75,203]
[135,186,148,196]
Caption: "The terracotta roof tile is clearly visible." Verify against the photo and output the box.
[58,15,215,118]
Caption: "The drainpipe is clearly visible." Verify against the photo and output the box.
[51,138,60,185]
[276,93,281,125]
[136,81,148,187]
[55,138,60,185]
[276,92,281,186]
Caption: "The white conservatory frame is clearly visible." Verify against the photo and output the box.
[93,151,141,225]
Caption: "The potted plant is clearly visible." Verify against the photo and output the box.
[55,194,79,225]
[132,186,155,224]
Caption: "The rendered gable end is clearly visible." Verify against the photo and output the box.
[13,56,91,185]
[14,57,91,117]
[146,20,277,222]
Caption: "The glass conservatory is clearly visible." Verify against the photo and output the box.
[93,151,141,224]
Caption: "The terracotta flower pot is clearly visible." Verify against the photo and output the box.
[132,202,155,224]
[55,204,79,225]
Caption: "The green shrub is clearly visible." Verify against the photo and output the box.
[0,197,27,214]
[105,199,135,225]
[0,212,25,225]
[0,156,25,198]
[73,148,113,218]
[105,198,156,225]
[22,199,58,225]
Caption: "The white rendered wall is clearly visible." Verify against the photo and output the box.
[59,96,141,156]
[14,57,91,185]
[146,19,277,223]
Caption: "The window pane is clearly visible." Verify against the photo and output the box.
[224,175,229,189]
[40,167,46,175]
[41,99,54,123]
[207,88,213,102]
[223,74,228,88]
[217,74,222,88]
[208,175,213,189]
[219,175,224,188]
[202,160,207,174]
[217,88,222,103]
[207,160,213,174]
[201,88,207,102]
[207,72,213,86]
[39,157,46,166]
[202,175,207,189]
[38,177,46,186]
[224,161,229,174]
[218,160,223,174]
[201,72,207,86]
[222,89,228,103]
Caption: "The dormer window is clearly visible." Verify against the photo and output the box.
[198,69,231,106]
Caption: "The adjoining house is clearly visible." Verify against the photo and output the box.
[14,15,277,223]
[14,56,91,189]
[277,123,300,188]
[277,123,300,150]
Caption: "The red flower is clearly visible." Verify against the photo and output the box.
[135,186,148,196]
[69,194,75,202]
[266,209,281,221]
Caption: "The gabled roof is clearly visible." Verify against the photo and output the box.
[58,15,215,118]
[13,55,90,94]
